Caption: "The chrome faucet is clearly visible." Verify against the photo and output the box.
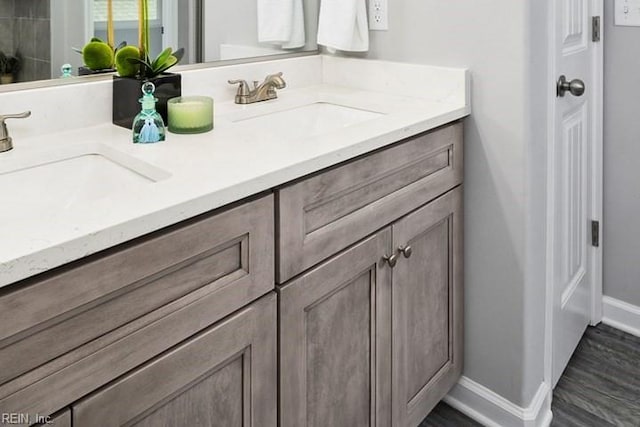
[0,111,31,152]
[228,72,286,104]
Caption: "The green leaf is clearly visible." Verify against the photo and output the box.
[120,44,184,78]
[126,57,151,67]
[154,55,178,75]
[126,57,152,77]
[172,47,185,63]
[114,41,127,53]
[152,47,173,70]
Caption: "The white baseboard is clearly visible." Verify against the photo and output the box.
[439,297,640,426]
[443,377,552,427]
[602,296,640,338]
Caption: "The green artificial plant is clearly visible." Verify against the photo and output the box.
[79,0,116,70]
[81,38,115,70]
[78,0,183,77]
[114,0,183,79]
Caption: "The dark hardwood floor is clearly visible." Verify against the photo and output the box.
[420,323,640,427]
[419,401,482,426]
[551,324,640,426]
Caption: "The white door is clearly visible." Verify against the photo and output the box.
[549,0,603,386]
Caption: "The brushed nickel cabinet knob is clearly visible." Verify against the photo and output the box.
[399,245,413,258]
[383,253,399,268]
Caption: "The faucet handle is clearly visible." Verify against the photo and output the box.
[228,79,250,96]
[0,111,31,123]
[0,111,31,153]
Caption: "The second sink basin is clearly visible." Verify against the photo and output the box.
[230,102,384,139]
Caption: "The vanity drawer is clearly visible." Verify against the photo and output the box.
[277,122,462,282]
[0,194,274,390]
[73,293,276,427]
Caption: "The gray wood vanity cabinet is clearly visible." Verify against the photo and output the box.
[279,230,394,427]
[277,122,463,427]
[279,189,462,427]
[48,411,71,427]
[0,121,462,427]
[73,293,277,427]
[277,122,463,283]
[0,195,275,425]
[32,410,71,427]
[391,189,463,426]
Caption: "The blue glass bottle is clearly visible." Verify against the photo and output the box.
[60,64,74,78]
[132,82,166,144]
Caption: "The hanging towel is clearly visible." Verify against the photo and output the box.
[317,0,369,52]
[258,0,306,49]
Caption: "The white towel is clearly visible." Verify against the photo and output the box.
[258,0,306,49]
[317,0,369,52]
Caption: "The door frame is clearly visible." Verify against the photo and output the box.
[50,0,92,77]
[162,0,180,53]
[544,0,604,390]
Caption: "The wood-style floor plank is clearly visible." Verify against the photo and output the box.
[418,402,482,427]
[551,324,640,427]
[420,324,640,427]
[551,397,616,427]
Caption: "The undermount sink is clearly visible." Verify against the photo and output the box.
[229,102,384,139]
[0,143,170,215]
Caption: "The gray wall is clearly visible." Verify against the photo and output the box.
[178,0,195,63]
[359,0,549,406]
[202,0,318,61]
[50,0,86,80]
[603,2,640,307]
[524,0,550,404]
[203,0,260,61]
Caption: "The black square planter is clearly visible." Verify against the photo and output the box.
[112,73,182,129]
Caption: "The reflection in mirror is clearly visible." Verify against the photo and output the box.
[0,0,318,87]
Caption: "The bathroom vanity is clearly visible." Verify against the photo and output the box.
[0,56,468,426]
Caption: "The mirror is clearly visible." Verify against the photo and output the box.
[0,0,318,87]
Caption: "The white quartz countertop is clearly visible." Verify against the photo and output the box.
[0,55,469,288]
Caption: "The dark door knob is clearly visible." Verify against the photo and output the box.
[557,75,585,97]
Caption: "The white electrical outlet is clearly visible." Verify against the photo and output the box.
[615,0,640,26]
[369,0,388,31]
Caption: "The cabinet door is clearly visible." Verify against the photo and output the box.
[279,230,393,427]
[73,293,277,427]
[391,188,463,427]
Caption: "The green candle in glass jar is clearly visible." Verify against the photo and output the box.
[167,96,214,134]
